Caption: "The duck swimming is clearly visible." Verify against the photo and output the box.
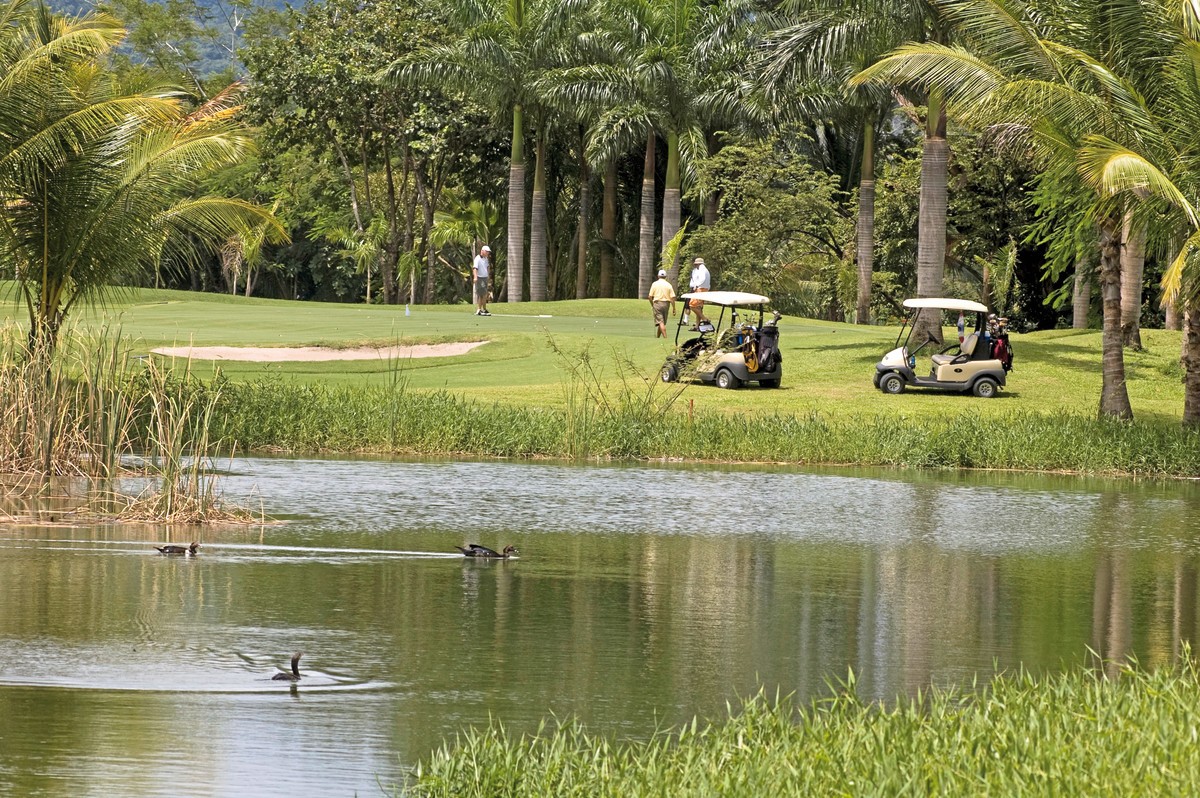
[156,542,200,555]
[272,652,302,681]
[455,544,518,559]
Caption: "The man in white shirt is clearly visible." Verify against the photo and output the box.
[473,246,492,316]
[687,257,710,327]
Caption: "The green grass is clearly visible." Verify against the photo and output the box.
[1,285,1187,417]
[3,286,1196,474]
[404,659,1200,797]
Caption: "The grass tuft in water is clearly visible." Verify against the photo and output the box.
[0,324,253,522]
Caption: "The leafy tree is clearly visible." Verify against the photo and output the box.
[688,130,852,315]
[245,0,495,305]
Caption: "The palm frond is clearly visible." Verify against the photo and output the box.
[1076,135,1198,226]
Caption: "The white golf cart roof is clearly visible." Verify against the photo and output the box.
[680,290,770,307]
[902,297,989,313]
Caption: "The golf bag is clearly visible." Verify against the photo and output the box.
[992,334,1013,371]
[756,325,780,371]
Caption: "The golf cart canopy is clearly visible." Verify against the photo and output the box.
[680,290,770,307]
[902,297,989,313]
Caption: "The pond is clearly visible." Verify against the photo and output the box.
[2,458,1200,796]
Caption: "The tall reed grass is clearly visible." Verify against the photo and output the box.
[209,371,1200,477]
[0,324,247,522]
[406,658,1200,796]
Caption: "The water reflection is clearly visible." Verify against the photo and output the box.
[1,458,1199,796]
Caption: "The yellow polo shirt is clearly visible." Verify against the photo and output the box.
[648,278,675,302]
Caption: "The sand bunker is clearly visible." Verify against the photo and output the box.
[152,342,487,362]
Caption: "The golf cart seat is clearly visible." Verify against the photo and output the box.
[931,333,979,366]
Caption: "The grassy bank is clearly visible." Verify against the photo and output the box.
[210,377,1200,476]
[4,288,1199,475]
[406,660,1200,796]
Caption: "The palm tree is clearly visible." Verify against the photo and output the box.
[761,2,900,324]
[1,1,281,353]
[850,0,1200,420]
[387,0,583,303]
[544,0,757,297]
[766,0,948,340]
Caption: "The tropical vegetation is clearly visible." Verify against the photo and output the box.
[6,0,1200,427]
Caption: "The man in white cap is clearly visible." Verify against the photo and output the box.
[647,268,676,338]
[687,256,710,328]
[473,245,492,316]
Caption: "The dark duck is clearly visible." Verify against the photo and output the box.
[455,544,518,559]
[156,542,200,555]
[272,652,303,681]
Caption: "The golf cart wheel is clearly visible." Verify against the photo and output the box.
[972,376,999,398]
[760,378,780,389]
[660,364,679,383]
[880,373,906,394]
[715,368,740,390]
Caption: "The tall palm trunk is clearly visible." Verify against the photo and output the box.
[1072,254,1091,328]
[600,160,616,297]
[574,128,590,299]
[1098,217,1133,420]
[911,94,949,345]
[1120,208,1146,349]
[529,131,547,302]
[1166,301,1181,330]
[660,131,681,285]
[1183,306,1200,426]
[855,120,876,325]
[637,133,656,299]
[507,104,526,302]
[703,131,719,226]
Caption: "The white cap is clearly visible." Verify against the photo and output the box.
[693,257,704,265]
[657,269,667,277]
[481,245,491,253]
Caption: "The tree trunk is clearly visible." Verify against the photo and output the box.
[529,132,547,302]
[1099,218,1134,420]
[638,133,657,299]
[416,162,436,304]
[1120,208,1146,349]
[855,120,876,325]
[661,131,681,286]
[1166,301,1181,331]
[380,135,402,305]
[600,160,616,298]
[703,131,719,227]
[507,104,526,303]
[1072,253,1091,329]
[912,96,949,345]
[1184,306,1200,426]
[575,128,590,300]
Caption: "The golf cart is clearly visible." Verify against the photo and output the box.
[874,298,1013,398]
[660,291,782,389]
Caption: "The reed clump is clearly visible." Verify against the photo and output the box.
[407,658,1200,796]
[0,325,251,522]
[208,371,1200,477]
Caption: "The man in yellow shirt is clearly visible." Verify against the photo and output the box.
[648,269,676,338]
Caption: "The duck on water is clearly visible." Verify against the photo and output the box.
[455,544,518,559]
[156,542,200,555]
[272,652,303,681]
